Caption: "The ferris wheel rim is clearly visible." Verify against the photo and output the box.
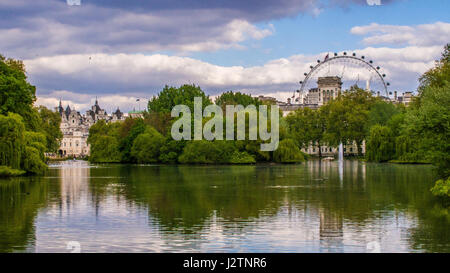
[297,55,389,99]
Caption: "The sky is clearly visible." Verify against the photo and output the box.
[1,0,449,112]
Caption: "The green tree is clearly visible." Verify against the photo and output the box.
[0,113,25,170]
[366,100,400,133]
[89,135,121,163]
[131,127,165,163]
[215,91,261,110]
[403,45,450,178]
[148,84,212,114]
[366,125,394,162]
[273,139,305,163]
[37,106,63,152]
[178,140,236,164]
[322,86,375,155]
[0,55,37,130]
[118,118,147,162]
[285,107,326,156]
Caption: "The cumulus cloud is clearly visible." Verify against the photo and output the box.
[351,22,450,47]
[28,43,442,112]
[0,0,402,58]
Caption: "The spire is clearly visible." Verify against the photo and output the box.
[95,96,98,105]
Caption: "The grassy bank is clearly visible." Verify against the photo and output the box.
[0,166,26,177]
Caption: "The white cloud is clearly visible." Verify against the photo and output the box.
[351,22,450,47]
[28,43,442,112]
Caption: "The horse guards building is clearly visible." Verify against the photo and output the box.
[55,98,143,157]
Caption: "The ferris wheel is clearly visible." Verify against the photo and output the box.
[294,52,390,102]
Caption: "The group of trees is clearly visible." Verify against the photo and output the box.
[285,45,450,197]
[88,84,306,165]
[0,55,62,176]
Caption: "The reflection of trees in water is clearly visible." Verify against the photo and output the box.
[0,177,48,252]
[83,161,449,251]
[88,164,288,235]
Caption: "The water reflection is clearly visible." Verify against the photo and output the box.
[0,160,448,252]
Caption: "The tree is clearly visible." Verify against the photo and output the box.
[131,127,165,163]
[0,55,37,130]
[37,106,63,152]
[366,100,400,133]
[118,118,147,162]
[273,139,305,163]
[366,125,394,162]
[148,84,212,114]
[89,135,121,163]
[322,86,375,155]
[215,91,260,110]
[285,107,326,156]
[403,45,450,178]
[0,113,47,174]
[0,113,25,170]
[178,140,236,164]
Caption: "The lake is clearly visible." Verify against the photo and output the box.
[0,160,448,253]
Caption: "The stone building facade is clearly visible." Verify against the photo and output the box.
[55,99,126,157]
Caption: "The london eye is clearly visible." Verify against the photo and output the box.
[294,52,390,102]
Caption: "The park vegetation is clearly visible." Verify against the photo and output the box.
[87,45,449,197]
[88,85,304,165]
[0,55,63,176]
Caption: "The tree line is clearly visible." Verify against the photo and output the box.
[87,45,449,197]
[0,55,62,176]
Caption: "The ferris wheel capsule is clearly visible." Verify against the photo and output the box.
[352,53,356,57]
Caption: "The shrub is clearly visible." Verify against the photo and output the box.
[131,127,165,163]
[179,140,236,164]
[366,125,394,162]
[273,139,305,163]
[430,177,450,198]
[229,151,256,164]
[0,166,25,177]
[89,135,121,163]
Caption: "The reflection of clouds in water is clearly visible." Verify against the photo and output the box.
[33,160,429,252]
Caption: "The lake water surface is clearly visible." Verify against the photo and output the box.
[0,160,449,253]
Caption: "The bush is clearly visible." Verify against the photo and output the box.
[430,177,450,198]
[273,139,305,163]
[131,127,165,163]
[22,146,47,174]
[179,140,236,164]
[0,166,25,177]
[89,135,121,163]
[159,138,185,163]
[229,151,256,164]
[366,125,394,162]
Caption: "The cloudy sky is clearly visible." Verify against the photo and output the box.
[1,0,448,112]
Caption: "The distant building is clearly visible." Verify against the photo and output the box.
[55,99,127,157]
[128,109,145,119]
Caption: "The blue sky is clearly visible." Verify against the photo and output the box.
[0,0,448,112]
[192,0,449,66]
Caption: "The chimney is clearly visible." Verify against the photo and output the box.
[377,91,380,97]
